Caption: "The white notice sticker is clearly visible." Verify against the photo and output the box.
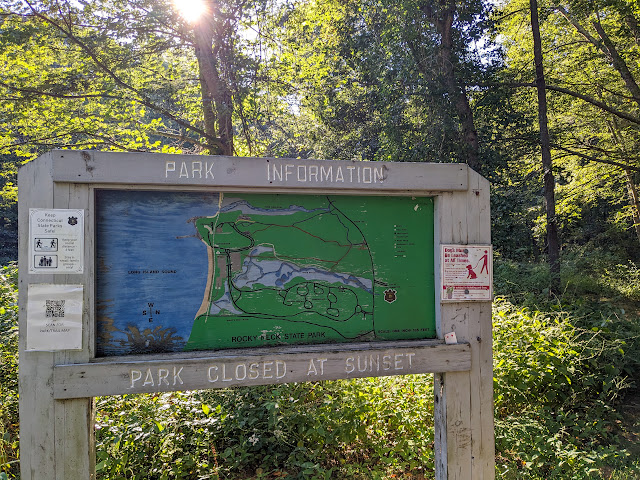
[29,209,84,274]
[441,245,493,301]
[27,284,83,351]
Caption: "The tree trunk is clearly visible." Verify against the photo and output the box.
[557,6,640,110]
[624,169,640,243]
[530,0,560,293]
[196,57,218,155]
[436,6,481,172]
[417,2,480,171]
[194,16,234,156]
[591,19,640,108]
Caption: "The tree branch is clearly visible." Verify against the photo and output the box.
[478,82,640,125]
[151,129,212,150]
[554,5,640,107]
[555,5,601,47]
[0,80,119,100]
[22,0,222,149]
[551,144,640,172]
[591,19,640,106]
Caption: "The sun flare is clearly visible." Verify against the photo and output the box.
[173,0,208,23]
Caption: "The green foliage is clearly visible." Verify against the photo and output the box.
[0,264,19,479]
[0,158,18,264]
[492,299,638,477]
[493,0,640,261]
[3,1,640,477]
[3,254,640,478]
[90,252,640,479]
[95,375,435,479]
[494,299,634,409]
[90,255,640,480]
[490,161,544,261]
[0,0,268,160]
[257,0,498,164]
[495,246,640,307]
[0,2,172,157]
[492,250,640,478]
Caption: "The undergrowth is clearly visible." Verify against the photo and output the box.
[3,253,640,479]
[0,264,19,479]
[91,250,640,479]
[492,300,639,478]
[492,248,640,479]
[95,375,435,479]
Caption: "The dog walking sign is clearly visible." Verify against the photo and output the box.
[19,150,494,479]
[441,245,493,301]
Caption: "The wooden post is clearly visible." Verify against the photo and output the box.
[18,153,95,479]
[434,170,494,479]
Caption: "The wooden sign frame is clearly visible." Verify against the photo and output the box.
[18,150,494,479]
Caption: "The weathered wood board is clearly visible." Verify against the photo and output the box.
[51,150,468,192]
[54,340,470,398]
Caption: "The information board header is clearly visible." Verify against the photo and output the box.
[49,150,468,193]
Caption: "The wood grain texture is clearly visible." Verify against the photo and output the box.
[434,168,494,480]
[18,153,57,480]
[434,373,447,480]
[50,150,468,192]
[52,181,95,479]
[18,157,95,479]
[54,341,471,398]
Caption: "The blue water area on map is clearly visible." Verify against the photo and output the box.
[96,190,219,356]
[235,245,373,292]
[220,199,323,215]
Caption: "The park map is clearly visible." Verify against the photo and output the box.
[96,192,435,356]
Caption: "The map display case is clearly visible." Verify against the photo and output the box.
[96,191,436,355]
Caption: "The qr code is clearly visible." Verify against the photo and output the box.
[45,300,65,318]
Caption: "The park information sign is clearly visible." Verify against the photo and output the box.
[18,151,495,480]
[96,191,435,355]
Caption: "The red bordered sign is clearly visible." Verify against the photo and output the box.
[441,245,493,301]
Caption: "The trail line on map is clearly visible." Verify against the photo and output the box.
[199,195,376,340]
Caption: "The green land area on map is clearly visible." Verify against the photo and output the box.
[185,194,435,350]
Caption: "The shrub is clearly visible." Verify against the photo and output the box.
[95,375,435,479]
[493,298,637,477]
[0,264,19,479]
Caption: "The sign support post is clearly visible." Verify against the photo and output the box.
[434,177,494,479]
[18,153,96,479]
[19,150,493,479]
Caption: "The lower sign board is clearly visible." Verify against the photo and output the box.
[54,341,471,398]
[96,191,436,356]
